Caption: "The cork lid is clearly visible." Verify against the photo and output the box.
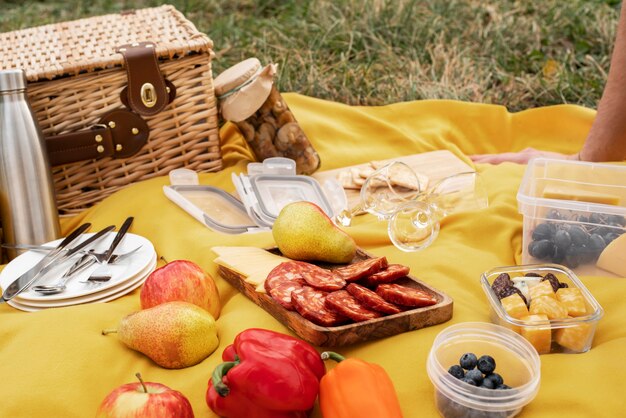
[214,58,276,122]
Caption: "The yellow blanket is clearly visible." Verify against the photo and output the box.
[1,94,625,417]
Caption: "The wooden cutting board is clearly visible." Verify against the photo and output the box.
[312,150,474,209]
[218,248,453,347]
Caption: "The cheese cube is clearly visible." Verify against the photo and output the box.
[529,296,568,320]
[500,293,529,319]
[555,321,594,352]
[520,314,552,354]
[529,280,556,301]
[556,288,587,317]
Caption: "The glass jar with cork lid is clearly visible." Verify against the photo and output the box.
[214,58,321,175]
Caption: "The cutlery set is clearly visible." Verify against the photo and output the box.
[1,217,135,301]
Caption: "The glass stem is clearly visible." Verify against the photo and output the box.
[335,202,364,227]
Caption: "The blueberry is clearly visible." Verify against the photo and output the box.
[604,232,620,245]
[588,234,606,252]
[485,372,503,387]
[460,353,478,370]
[608,215,626,227]
[546,210,563,220]
[448,364,465,379]
[460,377,477,386]
[480,378,496,389]
[569,225,590,246]
[477,355,496,374]
[465,369,484,385]
[529,239,555,260]
[532,223,554,241]
[554,229,572,250]
[496,384,512,390]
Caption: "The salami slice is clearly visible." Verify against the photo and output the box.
[291,287,349,327]
[376,283,438,307]
[362,264,410,286]
[296,262,346,291]
[268,281,306,311]
[325,290,382,322]
[264,262,305,294]
[332,257,388,282]
[346,283,403,315]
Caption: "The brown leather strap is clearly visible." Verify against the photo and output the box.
[116,42,171,116]
[45,110,149,166]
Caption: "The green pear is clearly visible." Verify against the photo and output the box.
[103,301,219,369]
[272,201,357,263]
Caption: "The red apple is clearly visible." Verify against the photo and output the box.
[96,373,194,418]
[140,260,220,319]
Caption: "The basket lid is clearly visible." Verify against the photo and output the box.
[0,5,213,82]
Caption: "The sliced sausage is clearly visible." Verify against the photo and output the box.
[376,283,438,307]
[296,262,346,291]
[291,287,349,327]
[332,257,388,282]
[325,290,382,322]
[264,261,304,293]
[361,264,410,287]
[346,283,403,315]
[268,280,306,311]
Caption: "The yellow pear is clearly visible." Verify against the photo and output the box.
[103,301,219,369]
[272,201,357,264]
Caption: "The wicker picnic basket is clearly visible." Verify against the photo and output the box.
[0,5,221,215]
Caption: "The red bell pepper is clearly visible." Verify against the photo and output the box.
[206,328,326,418]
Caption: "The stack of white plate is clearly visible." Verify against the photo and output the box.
[0,233,156,312]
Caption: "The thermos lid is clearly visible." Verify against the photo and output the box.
[0,69,27,92]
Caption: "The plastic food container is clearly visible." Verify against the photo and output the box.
[517,158,626,277]
[481,264,603,354]
[427,322,541,418]
[164,158,346,233]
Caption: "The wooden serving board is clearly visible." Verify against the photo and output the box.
[312,150,474,209]
[218,248,453,347]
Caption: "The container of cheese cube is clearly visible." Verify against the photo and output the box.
[481,264,603,354]
[517,158,626,278]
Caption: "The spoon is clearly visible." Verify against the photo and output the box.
[31,246,142,295]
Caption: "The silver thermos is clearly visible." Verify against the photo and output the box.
[0,69,60,260]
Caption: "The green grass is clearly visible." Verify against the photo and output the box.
[0,0,620,111]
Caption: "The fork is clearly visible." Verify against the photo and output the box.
[79,245,142,284]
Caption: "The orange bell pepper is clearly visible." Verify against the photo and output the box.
[319,352,403,418]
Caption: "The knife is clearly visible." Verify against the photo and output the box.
[87,217,134,282]
[1,224,114,302]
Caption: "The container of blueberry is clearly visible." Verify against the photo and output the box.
[426,322,540,418]
[517,158,626,277]
[481,264,603,354]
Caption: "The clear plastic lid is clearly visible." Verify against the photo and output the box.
[233,158,337,227]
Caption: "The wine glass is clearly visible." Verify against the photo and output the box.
[388,171,489,251]
[335,161,422,227]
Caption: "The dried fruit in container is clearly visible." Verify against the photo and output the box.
[215,58,321,175]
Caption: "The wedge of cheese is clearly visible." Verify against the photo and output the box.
[541,185,621,206]
[596,234,626,277]
[211,246,291,291]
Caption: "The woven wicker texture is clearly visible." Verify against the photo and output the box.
[0,5,221,215]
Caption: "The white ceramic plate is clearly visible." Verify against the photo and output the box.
[7,257,157,312]
[12,255,157,308]
[0,233,155,302]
